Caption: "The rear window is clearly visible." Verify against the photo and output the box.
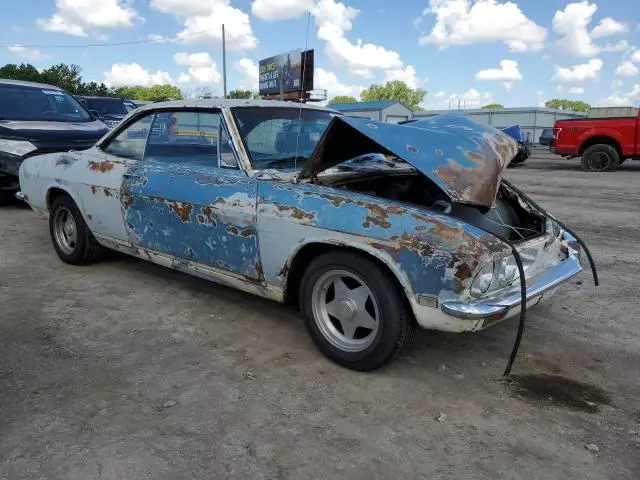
[0,84,92,122]
[84,97,128,115]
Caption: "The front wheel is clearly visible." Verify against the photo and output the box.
[49,194,103,264]
[300,251,411,371]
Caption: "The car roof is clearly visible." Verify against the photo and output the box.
[0,78,64,90]
[78,96,124,100]
[135,98,339,114]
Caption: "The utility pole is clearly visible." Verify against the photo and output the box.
[222,24,227,99]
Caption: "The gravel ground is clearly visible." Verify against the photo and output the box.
[1,154,639,480]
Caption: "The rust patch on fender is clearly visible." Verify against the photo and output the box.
[88,160,115,173]
[226,225,239,236]
[90,185,97,195]
[363,204,404,229]
[55,155,75,166]
[274,203,315,221]
[103,188,113,197]
[277,262,290,282]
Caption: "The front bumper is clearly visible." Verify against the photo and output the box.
[440,241,582,326]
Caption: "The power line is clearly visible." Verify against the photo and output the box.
[0,29,212,49]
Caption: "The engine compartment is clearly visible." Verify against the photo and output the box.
[328,172,545,242]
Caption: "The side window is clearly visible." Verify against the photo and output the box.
[144,111,219,167]
[103,114,155,161]
[219,123,238,168]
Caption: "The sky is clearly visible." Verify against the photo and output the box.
[1,0,639,109]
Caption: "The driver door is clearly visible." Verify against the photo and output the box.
[121,109,262,280]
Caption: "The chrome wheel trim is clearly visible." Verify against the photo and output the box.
[311,269,380,353]
[53,206,78,255]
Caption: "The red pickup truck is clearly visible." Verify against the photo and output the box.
[551,110,640,171]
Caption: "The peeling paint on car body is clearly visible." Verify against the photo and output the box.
[17,99,582,338]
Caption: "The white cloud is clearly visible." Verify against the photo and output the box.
[419,0,547,52]
[475,59,521,90]
[611,79,624,89]
[151,0,211,17]
[553,2,630,57]
[598,85,639,106]
[423,88,494,110]
[314,68,364,100]
[557,85,563,93]
[631,50,640,63]
[552,58,603,83]
[552,2,599,57]
[591,17,628,38]
[246,0,407,77]
[37,0,138,37]
[251,0,315,21]
[568,87,584,94]
[234,58,259,90]
[174,52,221,84]
[384,65,418,89]
[7,45,45,61]
[104,63,174,87]
[615,61,639,77]
[600,40,630,53]
[314,0,402,74]
[151,0,257,50]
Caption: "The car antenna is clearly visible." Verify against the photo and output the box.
[293,11,312,183]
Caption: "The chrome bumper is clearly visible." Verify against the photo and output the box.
[441,249,582,322]
[15,191,25,202]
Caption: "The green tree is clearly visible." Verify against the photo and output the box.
[0,62,113,96]
[114,84,183,101]
[329,95,358,104]
[0,63,42,83]
[228,89,253,99]
[482,103,504,109]
[545,99,591,112]
[360,80,426,111]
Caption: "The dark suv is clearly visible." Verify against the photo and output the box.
[0,79,109,202]
[76,96,129,129]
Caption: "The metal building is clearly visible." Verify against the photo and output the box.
[327,100,414,123]
[415,107,587,143]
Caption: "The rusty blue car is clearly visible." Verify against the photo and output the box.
[17,100,589,370]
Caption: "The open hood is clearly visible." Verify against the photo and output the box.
[299,114,519,208]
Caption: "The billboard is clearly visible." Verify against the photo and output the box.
[259,49,309,96]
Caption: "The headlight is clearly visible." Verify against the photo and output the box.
[470,262,494,297]
[545,218,563,246]
[501,256,519,284]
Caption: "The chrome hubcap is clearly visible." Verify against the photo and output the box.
[53,207,78,255]
[311,270,379,352]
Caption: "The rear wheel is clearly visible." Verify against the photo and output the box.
[300,251,411,371]
[581,144,620,172]
[49,194,103,264]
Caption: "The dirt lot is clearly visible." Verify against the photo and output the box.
[1,153,639,480]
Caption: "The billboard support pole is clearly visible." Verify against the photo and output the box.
[222,24,227,99]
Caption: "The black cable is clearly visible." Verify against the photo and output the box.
[502,179,599,286]
[502,244,527,376]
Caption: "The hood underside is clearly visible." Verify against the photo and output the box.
[300,114,519,208]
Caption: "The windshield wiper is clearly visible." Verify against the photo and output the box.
[263,156,309,168]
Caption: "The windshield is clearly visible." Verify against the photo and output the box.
[233,107,335,170]
[0,84,92,122]
[85,97,128,115]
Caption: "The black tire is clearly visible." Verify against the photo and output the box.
[0,174,19,205]
[300,251,412,371]
[49,194,103,265]
[581,144,620,172]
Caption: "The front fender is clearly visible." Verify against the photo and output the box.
[257,181,509,300]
